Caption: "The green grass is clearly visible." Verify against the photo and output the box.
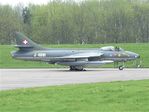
[0,43,149,68]
[0,80,149,112]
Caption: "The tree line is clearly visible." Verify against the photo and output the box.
[0,0,149,44]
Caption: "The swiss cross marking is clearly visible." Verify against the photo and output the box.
[23,40,28,45]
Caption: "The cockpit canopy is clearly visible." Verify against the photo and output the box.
[100,46,124,51]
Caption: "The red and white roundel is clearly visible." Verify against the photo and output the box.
[23,40,28,45]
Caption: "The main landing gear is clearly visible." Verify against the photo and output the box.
[69,66,86,71]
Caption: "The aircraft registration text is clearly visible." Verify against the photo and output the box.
[34,53,46,57]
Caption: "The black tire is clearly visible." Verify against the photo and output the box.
[70,66,75,71]
[119,66,124,70]
[69,66,85,71]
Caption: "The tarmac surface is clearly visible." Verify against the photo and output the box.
[0,68,149,90]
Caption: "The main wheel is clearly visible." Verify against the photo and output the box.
[70,66,75,71]
[69,66,85,71]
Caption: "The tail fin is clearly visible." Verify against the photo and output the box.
[14,32,44,50]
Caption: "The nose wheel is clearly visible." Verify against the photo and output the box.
[119,65,124,70]
[114,62,125,70]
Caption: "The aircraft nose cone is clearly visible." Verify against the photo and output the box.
[126,51,140,59]
[130,52,140,59]
[136,54,140,59]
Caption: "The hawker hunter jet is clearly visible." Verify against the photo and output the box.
[11,32,140,71]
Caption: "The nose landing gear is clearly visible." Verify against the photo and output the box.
[119,65,124,70]
[114,62,125,70]
[116,59,142,70]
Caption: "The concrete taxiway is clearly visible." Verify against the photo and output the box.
[0,68,149,90]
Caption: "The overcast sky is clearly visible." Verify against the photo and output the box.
[0,0,83,6]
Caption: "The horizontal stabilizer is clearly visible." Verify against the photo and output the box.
[15,45,33,48]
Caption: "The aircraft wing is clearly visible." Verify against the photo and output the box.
[57,60,113,66]
[58,52,103,59]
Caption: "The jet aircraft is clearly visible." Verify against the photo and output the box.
[11,32,140,71]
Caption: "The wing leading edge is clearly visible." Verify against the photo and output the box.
[57,52,103,59]
[51,52,114,66]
